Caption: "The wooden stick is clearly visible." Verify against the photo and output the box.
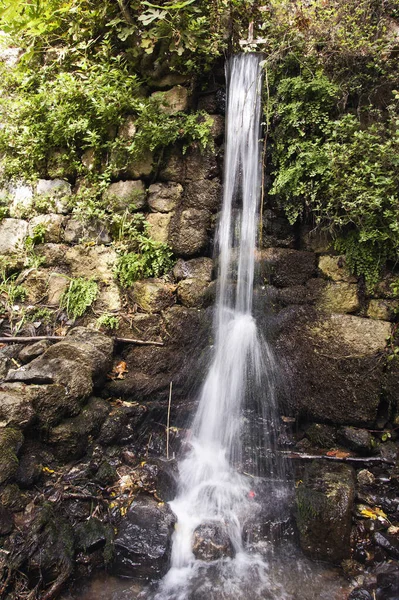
[0,336,163,346]
[166,381,173,460]
[281,451,395,465]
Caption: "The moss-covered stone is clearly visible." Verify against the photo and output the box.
[318,281,360,314]
[131,279,176,313]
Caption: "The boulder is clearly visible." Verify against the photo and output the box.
[173,257,213,282]
[184,179,222,212]
[148,182,183,213]
[113,495,176,578]
[65,246,117,283]
[35,178,72,213]
[0,383,36,429]
[318,255,356,282]
[146,212,172,244]
[124,150,153,179]
[276,308,392,425]
[338,427,373,454]
[0,218,28,254]
[177,278,209,308]
[259,248,316,287]
[160,147,219,183]
[296,462,355,562]
[130,279,175,313]
[63,217,111,244]
[193,523,234,561]
[318,282,359,314]
[151,86,189,114]
[169,208,210,256]
[103,180,146,212]
[98,403,147,446]
[29,214,66,244]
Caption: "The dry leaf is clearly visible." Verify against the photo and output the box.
[360,506,387,521]
[107,360,128,380]
[326,449,350,458]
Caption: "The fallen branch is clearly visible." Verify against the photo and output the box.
[281,451,395,466]
[0,336,163,346]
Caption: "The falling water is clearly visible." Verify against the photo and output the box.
[145,53,293,600]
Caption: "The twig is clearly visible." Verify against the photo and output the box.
[166,382,173,460]
[0,336,164,346]
[281,451,395,465]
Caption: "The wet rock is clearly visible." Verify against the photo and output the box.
[0,428,24,485]
[0,383,36,429]
[113,494,176,578]
[0,483,27,512]
[296,462,355,562]
[148,182,183,213]
[377,568,399,597]
[305,423,337,448]
[125,313,163,342]
[338,427,373,453]
[259,248,316,287]
[173,257,213,282]
[169,208,210,256]
[318,282,360,314]
[0,218,28,254]
[177,278,209,308]
[18,340,51,364]
[75,517,114,554]
[0,506,14,535]
[130,458,178,502]
[367,299,399,321]
[29,213,66,243]
[160,147,219,183]
[300,225,334,253]
[47,397,110,461]
[318,255,356,282]
[151,86,189,114]
[208,114,224,140]
[15,447,42,488]
[98,403,147,446]
[130,279,175,313]
[357,470,375,486]
[348,590,373,600]
[103,180,146,212]
[276,308,391,425]
[374,532,399,559]
[146,212,172,244]
[193,523,234,561]
[261,209,296,249]
[36,178,72,213]
[184,179,222,212]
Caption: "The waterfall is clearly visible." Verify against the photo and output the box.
[149,53,290,600]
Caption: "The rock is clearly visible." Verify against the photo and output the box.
[348,590,373,600]
[103,180,146,212]
[131,279,175,313]
[146,212,172,244]
[123,313,163,342]
[118,116,137,140]
[36,178,72,213]
[367,299,399,321]
[151,86,189,114]
[208,114,224,140]
[374,532,399,559]
[318,282,360,314]
[177,278,209,308]
[357,470,375,486]
[16,268,48,303]
[35,243,68,267]
[338,427,373,454]
[318,255,356,282]
[0,428,24,485]
[305,423,337,448]
[29,214,66,243]
[192,523,234,561]
[0,383,36,429]
[47,397,110,461]
[377,568,399,597]
[47,272,69,305]
[276,308,392,425]
[0,483,26,511]
[148,182,183,213]
[160,147,219,183]
[46,150,76,180]
[75,517,113,554]
[296,462,355,562]
[63,217,111,244]
[18,340,51,363]
[261,208,296,249]
[259,248,316,287]
[95,282,122,312]
[65,246,117,283]
[300,226,334,253]
[124,150,153,179]
[113,495,176,578]
[0,506,14,534]
[0,218,28,254]
[149,73,189,89]
[184,179,222,212]
[173,257,213,282]
[15,447,42,488]
[169,208,210,256]
[81,148,99,171]
[8,183,34,218]
[98,403,147,446]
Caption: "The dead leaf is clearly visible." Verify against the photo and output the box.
[359,506,387,521]
[326,449,351,458]
[107,360,128,380]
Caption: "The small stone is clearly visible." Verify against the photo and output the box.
[338,427,373,453]
[148,182,183,213]
[348,590,372,600]
[63,217,111,244]
[47,272,69,306]
[0,506,14,535]
[95,282,122,312]
[118,116,137,139]
[193,523,234,561]
[131,279,175,313]
[0,218,28,254]
[374,531,399,558]
[146,213,172,244]
[367,299,399,321]
[151,86,189,115]
[19,340,51,364]
[357,469,375,486]
[0,384,36,429]
[103,180,146,212]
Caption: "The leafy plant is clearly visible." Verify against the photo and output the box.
[59,277,98,320]
[96,313,120,330]
[0,272,27,307]
[115,235,174,287]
